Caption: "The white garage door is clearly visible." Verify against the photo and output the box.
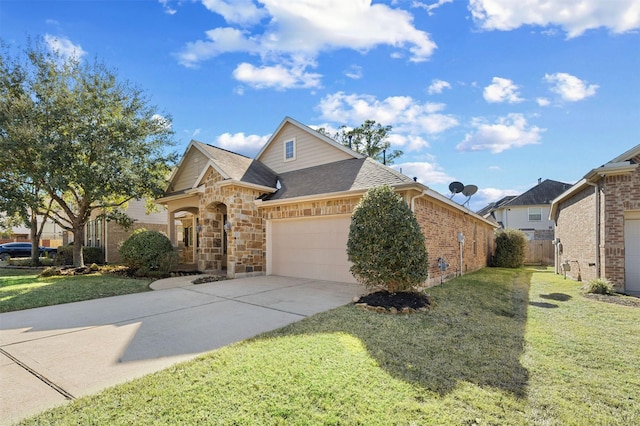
[267,215,357,283]
[625,218,640,294]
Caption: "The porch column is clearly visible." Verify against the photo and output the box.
[168,211,176,246]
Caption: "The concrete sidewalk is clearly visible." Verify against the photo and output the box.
[0,275,363,425]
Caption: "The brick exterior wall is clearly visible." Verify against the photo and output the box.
[555,165,640,291]
[602,169,640,288]
[555,186,598,283]
[413,196,494,285]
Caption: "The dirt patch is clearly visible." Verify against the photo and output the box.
[355,290,431,314]
[583,293,640,308]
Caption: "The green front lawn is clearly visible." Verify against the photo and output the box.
[17,268,640,425]
[0,268,152,313]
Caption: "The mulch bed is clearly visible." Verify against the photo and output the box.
[583,293,640,308]
[355,290,431,314]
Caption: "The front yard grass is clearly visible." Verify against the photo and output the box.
[18,267,640,425]
[0,268,152,313]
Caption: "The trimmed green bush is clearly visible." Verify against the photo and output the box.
[493,229,527,268]
[119,230,175,271]
[347,185,429,293]
[56,245,104,265]
[583,278,615,295]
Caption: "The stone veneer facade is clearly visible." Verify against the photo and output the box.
[198,169,266,276]
[555,166,640,290]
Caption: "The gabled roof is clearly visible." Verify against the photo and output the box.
[195,142,277,187]
[503,179,572,207]
[265,157,415,201]
[163,140,277,197]
[254,116,364,161]
[550,144,640,220]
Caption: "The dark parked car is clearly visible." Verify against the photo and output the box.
[0,242,57,261]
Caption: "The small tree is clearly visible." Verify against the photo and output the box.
[347,185,429,293]
[493,229,527,268]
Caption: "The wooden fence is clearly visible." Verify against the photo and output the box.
[525,240,555,266]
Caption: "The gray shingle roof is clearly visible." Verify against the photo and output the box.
[198,143,277,187]
[476,195,516,216]
[504,179,572,206]
[266,157,415,200]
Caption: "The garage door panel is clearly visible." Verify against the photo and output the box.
[269,216,356,283]
[625,219,640,293]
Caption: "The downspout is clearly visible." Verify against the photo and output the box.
[409,190,427,212]
[586,180,601,278]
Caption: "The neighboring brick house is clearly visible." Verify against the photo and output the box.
[550,145,640,294]
[80,199,169,263]
[477,179,572,241]
[157,116,496,286]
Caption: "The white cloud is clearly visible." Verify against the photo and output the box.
[469,0,640,38]
[412,0,454,16]
[158,0,177,15]
[192,129,201,138]
[392,160,454,185]
[388,134,430,152]
[44,34,86,61]
[233,61,322,90]
[344,65,363,80]
[215,132,270,153]
[201,0,266,25]
[178,27,261,67]
[536,97,551,107]
[179,0,437,86]
[317,92,458,136]
[544,72,598,102]
[457,113,544,153]
[483,77,523,103]
[428,79,451,94]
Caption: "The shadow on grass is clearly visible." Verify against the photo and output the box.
[540,293,571,301]
[0,274,151,313]
[529,301,558,309]
[266,268,532,398]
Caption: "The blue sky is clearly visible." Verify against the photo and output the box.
[2,0,639,211]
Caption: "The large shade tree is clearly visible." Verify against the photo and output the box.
[0,38,176,266]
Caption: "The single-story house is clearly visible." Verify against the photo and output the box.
[550,144,640,294]
[156,116,497,285]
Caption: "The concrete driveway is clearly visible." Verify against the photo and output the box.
[0,275,363,425]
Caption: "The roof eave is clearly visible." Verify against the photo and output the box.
[218,179,277,193]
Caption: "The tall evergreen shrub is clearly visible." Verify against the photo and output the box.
[347,185,429,292]
[493,229,527,268]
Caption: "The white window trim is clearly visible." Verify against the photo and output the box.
[284,138,296,162]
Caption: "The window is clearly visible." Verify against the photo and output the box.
[528,207,542,222]
[284,139,296,161]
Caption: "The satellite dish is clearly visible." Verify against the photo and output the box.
[449,181,464,194]
[448,181,465,199]
[462,184,478,197]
